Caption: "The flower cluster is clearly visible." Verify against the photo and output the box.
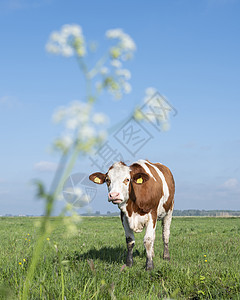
[46,24,86,57]
[18,259,27,267]
[96,28,136,99]
[24,233,31,242]
[97,64,132,99]
[52,101,107,153]
[105,28,136,60]
[46,25,136,100]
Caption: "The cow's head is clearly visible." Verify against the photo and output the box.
[89,161,149,205]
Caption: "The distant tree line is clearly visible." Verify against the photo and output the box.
[2,210,240,218]
[173,210,240,217]
[81,210,240,217]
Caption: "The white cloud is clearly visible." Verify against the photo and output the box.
[34,161,58,172]
[0,0,52,12]
[176,179,240,210]
[222,178,239,190]
[0,96,21,109]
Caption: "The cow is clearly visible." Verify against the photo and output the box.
[89,159,175,270]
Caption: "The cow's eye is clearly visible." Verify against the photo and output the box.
[106,177,111,184]
[126,178,130,182]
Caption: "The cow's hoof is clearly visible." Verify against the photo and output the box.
[163,255,170,261]
[146,259,154,271]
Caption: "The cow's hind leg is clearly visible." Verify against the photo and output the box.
[121,212,135,267]
[144,217,156,271]
[162,209,173,261]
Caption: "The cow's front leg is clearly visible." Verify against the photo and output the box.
[162,210,173,261]
[144,217,156,271]
[121,212,135,267]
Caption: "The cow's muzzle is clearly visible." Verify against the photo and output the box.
[108,192,122,204]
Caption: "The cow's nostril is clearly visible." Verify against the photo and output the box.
[109,192,120,200]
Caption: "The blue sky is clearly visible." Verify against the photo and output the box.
[0,0,240,215]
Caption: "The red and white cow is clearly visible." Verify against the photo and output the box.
[89,159,175,270]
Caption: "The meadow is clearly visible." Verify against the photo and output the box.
[0,216,239,299]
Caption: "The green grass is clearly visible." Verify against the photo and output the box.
[0,216,240,299]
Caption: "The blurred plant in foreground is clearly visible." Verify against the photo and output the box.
[21,24,136,300]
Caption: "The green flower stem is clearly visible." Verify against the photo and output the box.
[22,145,81,299]
[21,228,52,299]
[87,54,108,79]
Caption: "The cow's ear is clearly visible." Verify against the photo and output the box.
[89,172,106,184]
[132,172,149,185]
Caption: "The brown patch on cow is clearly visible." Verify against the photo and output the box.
[126,188,148,217]
[169,198,174,211]
[151,209,157,228]
[126,163,163,218]
[149,161,175,213]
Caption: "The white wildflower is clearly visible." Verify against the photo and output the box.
[45,44,59,54]
[100,67,109,75]
[54,134,74,152]
[106,28,136,59]
[49,31,63,42]
[92,113,107,125]
[123,82,132,94]
[115,69,131,80]
[78,125,96,140]
[61,24,82,37]
[61,45,74,57]
[68,101,91,124]
[46,24,86,57]
[120,33,136,51]
[106,28,124,39]
[65,118,79,130]
[60,134,74,148]
[111,59,122,68]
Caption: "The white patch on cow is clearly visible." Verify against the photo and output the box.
[120,202,149,233]
[144,214,156,259]
[162,210,173,245]
[107,162,130,202]
[122,213,135,242]
[134,159,156,181]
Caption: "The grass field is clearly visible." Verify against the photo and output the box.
[0,216,240,299]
